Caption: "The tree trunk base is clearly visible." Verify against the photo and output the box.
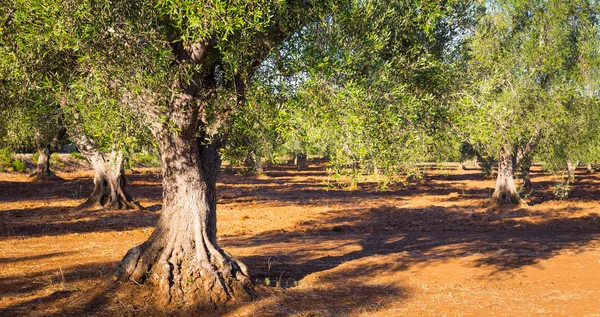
[116,230,255,309]
[586,164,594,174]
[78,195,143,210]
[28,169,62,181]
[492,188,522,205]
[77,185,143,210]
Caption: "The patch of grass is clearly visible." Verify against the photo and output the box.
[0,148,13,167]
[70,152,85,160]
[0,148,26,172]
[12,159,25,172]
[51,152,65,169]
[32,151,39,163]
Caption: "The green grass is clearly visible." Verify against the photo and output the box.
[0,148,26,172]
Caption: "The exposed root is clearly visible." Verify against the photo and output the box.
[492,189,523,205]
[28,170,62,181]
[77,193,143,210]
[77,177,143,211]
[116,228,255,310]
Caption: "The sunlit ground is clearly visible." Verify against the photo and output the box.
[1,159,599,316]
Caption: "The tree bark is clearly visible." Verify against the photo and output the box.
[245,151,264,174]
[295,153,308,169]
[29,146,53,178]
[492,147,521,204]
[567,159,578,181]
[117,132,253,309]
[70,131,142,210]
[28,127,66,179]
[520,155,532,191]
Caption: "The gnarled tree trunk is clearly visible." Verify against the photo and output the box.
[81,150,142,209]
[116,36,255,309]
[520,155,532,192]
[71,132,141,210]
[29,127,66,179]
[30,146,53,178]
[117,132,253,309]
[492,147,521,204]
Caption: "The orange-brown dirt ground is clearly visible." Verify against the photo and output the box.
[0,156,599,316]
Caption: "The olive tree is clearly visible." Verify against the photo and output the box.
[455,0,600,204]
[0,0,149,207]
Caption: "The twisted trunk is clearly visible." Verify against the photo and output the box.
[29,127,66,179]
[80,150,142,210]
[245,151,264,174]
[520,156,532,191]
[295,153,308,169]
[30,146,53,178]
[116,36,255,309]
[492,147,521,204]
[117,133,253,309]
[71,131,141,210]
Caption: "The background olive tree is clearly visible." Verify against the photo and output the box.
[454,0,600,204]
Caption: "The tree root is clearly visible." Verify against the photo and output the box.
[28,169,62,181]
[491,190,523,205]
[77,184,143,210]
[116,229,255,309]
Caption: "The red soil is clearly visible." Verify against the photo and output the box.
[0,161,599,316]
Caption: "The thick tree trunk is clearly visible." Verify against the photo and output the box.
[117,134,253,309]
[492,148,521,204]
[29,146,54,178]
[245,151,263,174]
[28,127,66,179]
[79,150,142,210]
[70,131,141,210]
[587,163,594,174]
[116,37,254,308]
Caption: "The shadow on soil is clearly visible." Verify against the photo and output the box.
[0,172,162,204]
[1,166,599,315]
[0,205,158,238]
[220,203,599,315]
[0,261,118,317]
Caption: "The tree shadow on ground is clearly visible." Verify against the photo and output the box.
[529,173,600,202]
[215,265,408,317]
[229,203,599,286]
[1,166,600,315]
[0,172,162,204]
[210,200,599,315]
[217,171,491,208]
[0,261,117,316]
[0,205,158,237]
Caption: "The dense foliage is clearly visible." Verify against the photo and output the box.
[0,0,599,306]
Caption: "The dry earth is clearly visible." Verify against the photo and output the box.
[0,156,599,316]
